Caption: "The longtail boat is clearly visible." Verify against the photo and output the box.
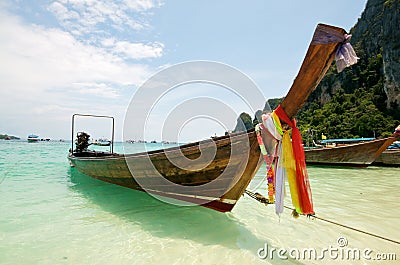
[305,137,397,167]
[373,141,400,167]
[68,24,354,212]
[373,149,400,167]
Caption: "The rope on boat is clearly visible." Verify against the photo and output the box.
[245,190,271,205]
[244,190,400,245]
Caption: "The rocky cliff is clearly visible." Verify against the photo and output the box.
[296,0,400,138]
[308,0,400,110]
[352,0,400,107]
[240,0,400,137]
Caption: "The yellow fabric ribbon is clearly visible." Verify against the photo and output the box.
[281,131,301,213]
[271,112,283,136]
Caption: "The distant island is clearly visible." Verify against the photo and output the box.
[0,134,20,140]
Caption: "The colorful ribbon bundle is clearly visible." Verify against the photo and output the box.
[256,106,314,216]
[255,121,277,205]
[395,125,400,137]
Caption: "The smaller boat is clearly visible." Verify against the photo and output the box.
[92,138,111,146]
[372,141,400,167]
[305,137,397,167]
[388,141,400,150]
[27,134,39,142]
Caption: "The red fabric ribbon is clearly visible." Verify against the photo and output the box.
[274,105,314,214]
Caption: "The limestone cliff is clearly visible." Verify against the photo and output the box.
[307,0,400,110]
[352,0,400,107]
[295,0,400,138]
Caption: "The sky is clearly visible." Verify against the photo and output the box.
[0,0,367,142]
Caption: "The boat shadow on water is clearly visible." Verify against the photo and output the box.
[67,167,268,251]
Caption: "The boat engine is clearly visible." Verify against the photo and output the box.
[75,132,91,153]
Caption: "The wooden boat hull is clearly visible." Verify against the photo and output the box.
[68,130,263,212]
[372,149,400,167]
[305,137,396,167]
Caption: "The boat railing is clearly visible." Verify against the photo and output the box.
[71,114,115,154]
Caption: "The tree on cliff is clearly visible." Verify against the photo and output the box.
[233,112,254,132]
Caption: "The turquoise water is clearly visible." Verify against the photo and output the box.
[1,140,399,264]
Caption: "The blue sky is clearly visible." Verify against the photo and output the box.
[0,0,367,142]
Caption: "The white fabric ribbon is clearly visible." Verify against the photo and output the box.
[275,141,285,216]
[311,24,359,73]
[335,34,359,73]
[262,114,282,141]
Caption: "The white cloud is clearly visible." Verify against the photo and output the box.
[108,39,164,59]
[48,2,80,22]
[0,1,164,139]
[124,0,163,11]
[101,37,164,60]
[46,1,165,61]
[32,104,76,115]
[0,11,158,139]
[72,82,120,99]
[48,0,162,34]
[0,12,151,94]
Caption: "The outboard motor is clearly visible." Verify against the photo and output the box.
[75,132,91,153]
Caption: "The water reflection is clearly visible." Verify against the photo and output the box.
[67,167,269,252]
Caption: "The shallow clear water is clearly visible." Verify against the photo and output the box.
[0,141,399,264]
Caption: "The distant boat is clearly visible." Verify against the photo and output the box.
[27,134,39,142]
[305,137,397,167]
[68,24,354,212]
[5,136,11,140]
[387,141,400,150]
[92,138,111,146]
[372,141,400,167]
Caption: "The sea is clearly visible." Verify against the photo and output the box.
[0,140,399,265]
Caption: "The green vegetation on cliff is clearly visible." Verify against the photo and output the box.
[297,49,399,139]
[296,0,400,139]
[233,112,254,132]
